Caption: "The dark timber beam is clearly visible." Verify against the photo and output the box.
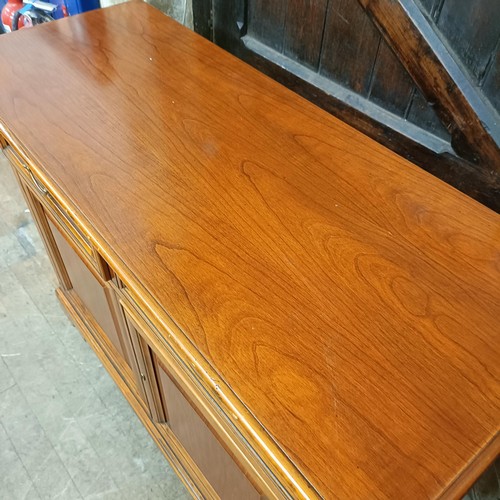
[357,0,500,172]
[192,0,213,40]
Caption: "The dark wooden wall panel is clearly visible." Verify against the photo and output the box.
[282,0,329,70]
[418,0,500,101]
[319,0,380,96]
[417,0,444,19]
[483,47,500,111]
[192,0,213,40]
[247,0,287,51]
[406,89,450,140]
[368,42,415,115]
[436,0,500,86]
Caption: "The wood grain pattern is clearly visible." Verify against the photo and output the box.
[282,0,328,70]
[247,0,287,51]
[319,0,381,95]
[116,285,293,498]
[368,40,415,115]
[0,3,499,498]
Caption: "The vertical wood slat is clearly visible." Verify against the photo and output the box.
[319,0,380,96]
[406,88,450,140]
[247,0,287,52]
[192,0,213,40]
[282,0,329,70]
[436,0,500,84]
[212,0,245,52]
[368,41,415,115]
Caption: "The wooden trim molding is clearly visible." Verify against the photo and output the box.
[438,433,500,500]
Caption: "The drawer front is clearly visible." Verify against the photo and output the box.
[3,145,96,265]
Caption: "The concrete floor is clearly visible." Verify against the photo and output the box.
[0,154,189,499]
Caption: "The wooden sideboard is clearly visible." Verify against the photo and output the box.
[0,3,499,498]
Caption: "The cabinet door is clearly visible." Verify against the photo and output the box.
[155,360,260,500]
[11,167,158,414]
[14,172,137,378]
[44,215,148,399]
[46,216,128,357]
[121,307,260,500]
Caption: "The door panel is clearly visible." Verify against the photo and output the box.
[47,217,126,357]
[155,361,260,500]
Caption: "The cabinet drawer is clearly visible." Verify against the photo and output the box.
[3,145,95,265]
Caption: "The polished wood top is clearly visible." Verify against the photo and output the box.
[0,3,499,498]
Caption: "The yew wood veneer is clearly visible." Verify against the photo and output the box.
[0,3,499,499]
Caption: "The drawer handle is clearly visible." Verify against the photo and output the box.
[28,169,49,196]
[5,145,91,249]
[4,145,48,196]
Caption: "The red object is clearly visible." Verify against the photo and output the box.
[1,0,25,31]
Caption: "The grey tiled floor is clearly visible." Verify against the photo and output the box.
[0,153,190,499]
